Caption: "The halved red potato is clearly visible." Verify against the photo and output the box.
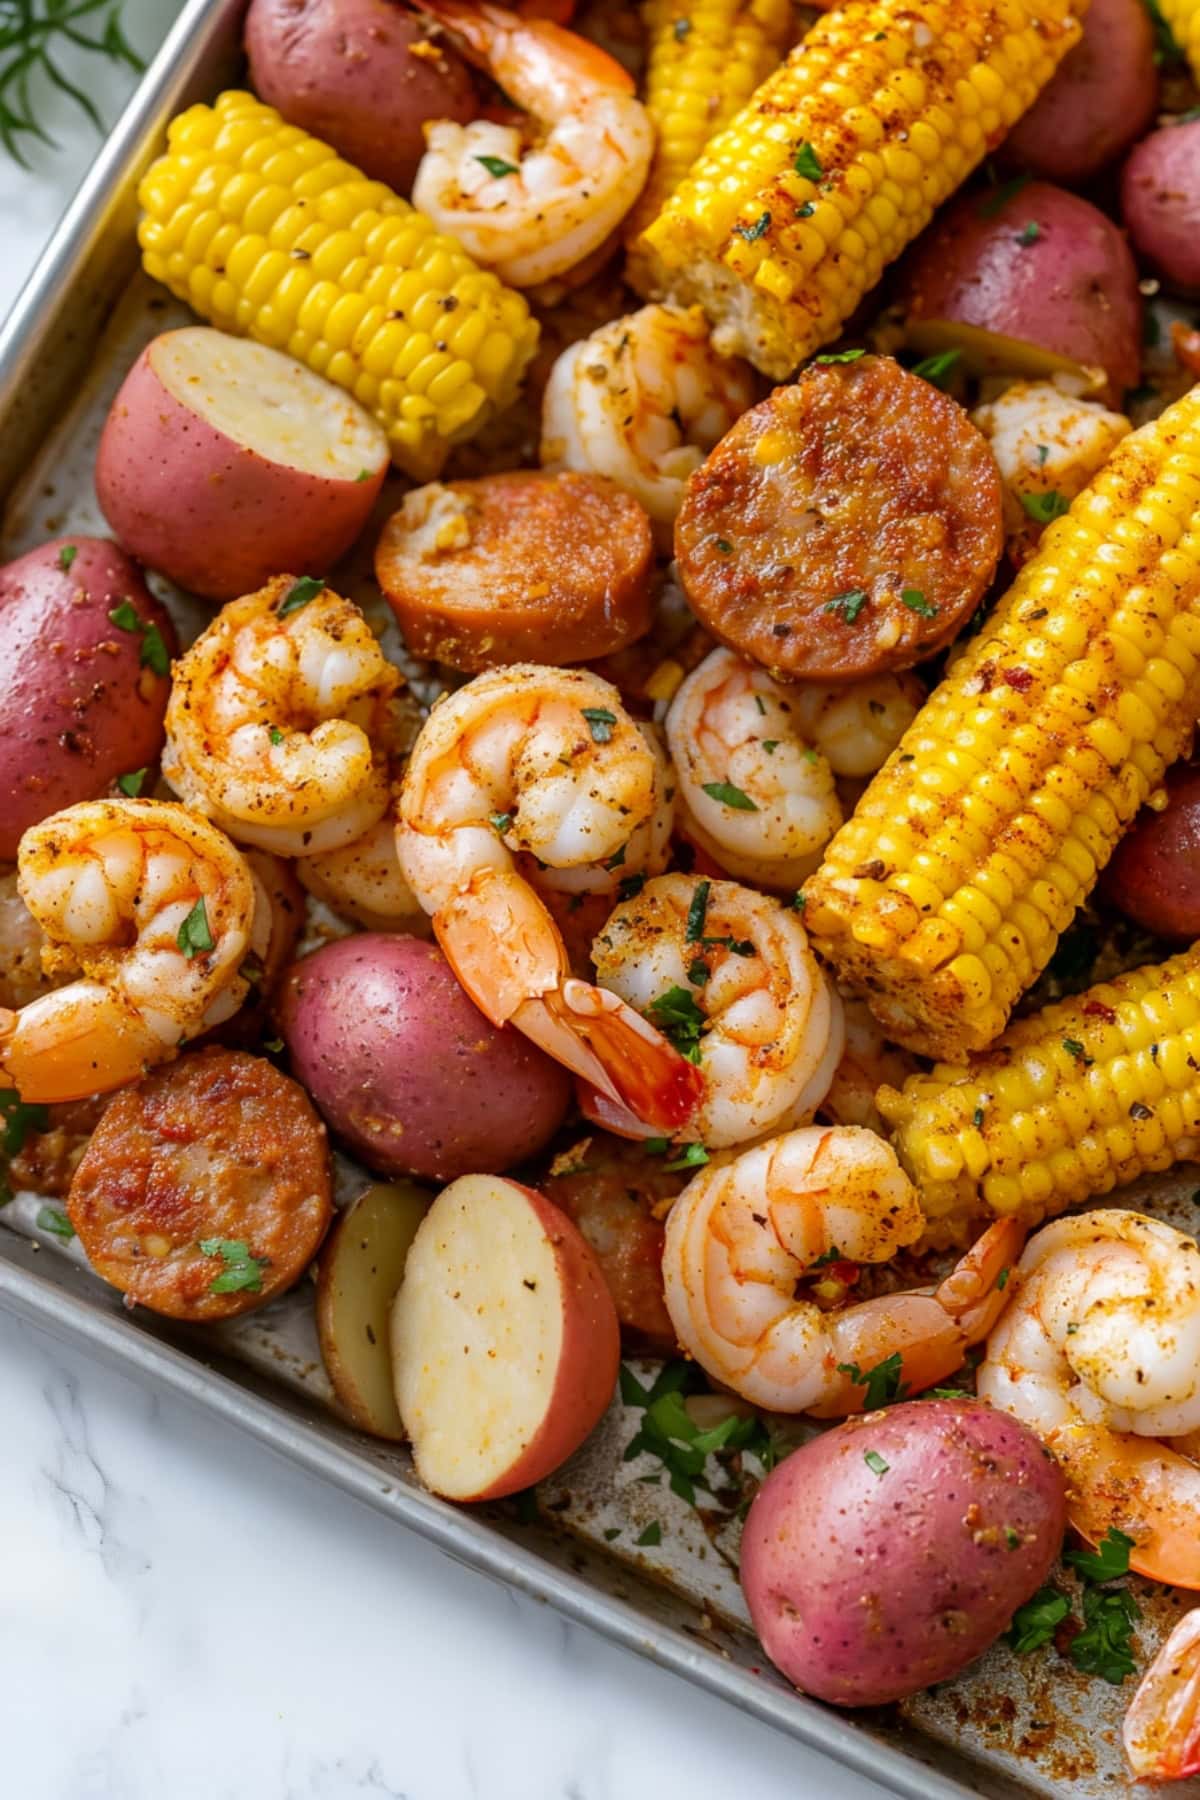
[391,1173,620,1501]
[317,1180,431,1440]
[96,328,389,599]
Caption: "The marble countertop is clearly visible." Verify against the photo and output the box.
[0,13,889,1797]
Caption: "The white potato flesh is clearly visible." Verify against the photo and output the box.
[149,327,387,481]
[317,1181,430,1441]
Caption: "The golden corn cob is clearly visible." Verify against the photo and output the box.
[625,0,793,254]
[138,91,539,480]
[880,947,1200,1239]
[630,0,1084,376]
[1157,0,1200,81]
[803,385,1200,1063]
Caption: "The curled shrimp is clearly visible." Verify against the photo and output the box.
[164,576,399,859]
[817,996,918,1137]
[662,1125,1024,1415]
[1124,1609,1200,1785]
[978,1210,1200,1588]
[298,808,429,935]
[784,671,924,780]
[588,874,843,1148]
[411,1,654,288]
[664,647,842,890]
[541,304,756,546]
[396,664,701,1131]
[2,798,256,1103]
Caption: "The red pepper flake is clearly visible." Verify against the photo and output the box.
[1003,667,1034,693]
[827,1260,861,1286]
[1082,1000,1116,1023]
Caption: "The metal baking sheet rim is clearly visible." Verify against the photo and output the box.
[0,6,1038,1796]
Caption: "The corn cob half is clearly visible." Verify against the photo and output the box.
[1157,0,1200,82]
[880,947,1200,1241]
[138,91,539,480]
[630,0,1084,376]
[625,0,793,260]
[802,384,1200,1063]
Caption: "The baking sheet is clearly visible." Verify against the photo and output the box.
[0,4,1197,1794]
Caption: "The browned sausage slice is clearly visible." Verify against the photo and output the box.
[67,1047,332,1320]
[375,470,655,671]
[674,355,1003,683]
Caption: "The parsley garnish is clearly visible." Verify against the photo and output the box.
[1017,220,1040,246]
[581,706,617,744]
[825,588,868,624]
[176,896,214,960]
[618,873,645,903]
[814,348,865,364]
[863,1449,889,1478]
[1062,1037,1093,1066]
[1,1090,48,1156]
[36,1204,75,1241]
[269,726,284,745]
[278,575,325,617]
[490,811,513,836]
[57,543,77,571]
[664,1142,709,1172]
[1071,1586,1140,1684]
[116,767,146,797]
[715,536,734,553]
[837,1352,908,1409]
[199,1237,268,1294]
[910,348,961,387]
[1036,442,1050,466]
[700,779,758,811]
[476,154,518,178]
[1064,1528,1135,1583]
[762,738,779,753]
[734,211,771,242]
[687,957,709,987]
[1021,490,1069,524]
[902,588,938,618]
[108,599,169,675]
[621,1361,780,1506]
[1009,1585,1070,1654]
[647,985,706,1063]
[636,1522,662,1546]
[685,879,710,943]
[794,142,822,179]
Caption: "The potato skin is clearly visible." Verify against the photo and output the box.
[1004,0,1157,185]
[244,0,476,194]
[1101,760,1200,939]
[1122,121,1200,296]
[901,182,1142,403]
[740,1400,1066,1707]
[275,934,572,1180]
[0,536,175,858]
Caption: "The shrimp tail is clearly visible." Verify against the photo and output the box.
[0,984,162,1104]
[556,980,704,1134]
[1124,1609,1200,1784]
[933,1215,1025,1341]
[412,0,635,92]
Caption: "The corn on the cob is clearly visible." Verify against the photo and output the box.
[802,385,1200,1063]
[630,0,1084,377]
[880,947,1200,1240]
[1157,0,1200,81]
[138,91,539,480]
[625,0,792,256]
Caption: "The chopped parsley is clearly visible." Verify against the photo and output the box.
[687,957,710,987]
[910,348,961,388]
[199,1237,268,1294]
[715,537,734,553]
[734,211,772,242]
[863,1449,889,1478]
[490,811,513,836]
[476,154,519,178]
[1036,442,1050,466]
[604,843,627,871]
[108,599,170,675]
[176,896,214,960]
[1,1090,48,1157]
[664,1142,709,1172]
[36,1205,75,1241]
[700,778,758,811]
[269,725,284,745]
[836,1352,908,1409]
[1071,1586,1140,1684]
[794,142,822,179]
[617,872,646,903]
[620,1360,780,1507]
[57,543,77,571]
[116,767,146,797]
[825,588,868,625]
[1008,1585,1070,1654]
[997,1267,1010,1290]
[902,588,938,619]
[1021,490,1069,524]
[581,706,617,743]
[636,1522,662,1547]
[1064,1527,1135,1583]
[1017,220,1041,246]
[355,469,371,482]
[762,739,779,753]
[795,202,815,218]
[647,985,705,1063]
[1062,1037,1093,1066]
[814,348,866,364]
[278,575,325,617]
[685,880,710,943]
[972,1103,987,1128]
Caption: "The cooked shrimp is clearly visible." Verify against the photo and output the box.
[662,1125,1023,1415]
[397,664,702,1131]
[1124,1609,1200,1785]
[785,671,925,779]
[163,576,399,859]
[411,0,653,288]
[2,799,256,1103]
[817,997,918,1137]
[588,874,843,1148]
[978,1210,1200,1587]
[541,304,757,545]
[664,647,842,890]
[298,810,429,935]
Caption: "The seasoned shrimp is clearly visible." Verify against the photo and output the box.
[1124,1609,1200,1785]
[397,664,702,1131]
[541,304,757,545]
[2,799,256,1103]
[164,576,399,859]
[665,647,842,890]
[662,1125,1024,1415]
[411,0,653,288]
[588,874,843,1148]
[298,810,429,935]
[785,671,925,779]
[978,1210,1200,1587]
[817,997,918,1137]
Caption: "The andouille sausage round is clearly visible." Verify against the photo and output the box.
[67,1047,332,1320]
[674,356,1004,683]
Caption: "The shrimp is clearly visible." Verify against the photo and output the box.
[163,576,399,859]
[1,798,257,1104]
[661,1125,1024,1415]
[410,0,654,288]
[817,996,918,1137]
[298,810,430,935]
[587,874,843,1148]
[396,664,702,1131]
[977,1210,1200,1588]
[540,304,757,545]
[784,671,925,780]
[1124,1609,1200,1785]
[664,647,842,890]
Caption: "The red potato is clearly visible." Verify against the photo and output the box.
[391,1172,620,1500]
[1101,759,1200,939]
[900,182,1142,404]
[275,933,572,1181]
[0,536,175,859]
[317,1179,431,1439]
[245,0,476,195]
[1122,120,1200,295]
[96,328,388,600]
[740,1400,1066,1707]
[1004,0,1158,185]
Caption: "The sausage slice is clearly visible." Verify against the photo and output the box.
[67,1047,332,1320]
[375,470,654,671]
[674,355,1004,682]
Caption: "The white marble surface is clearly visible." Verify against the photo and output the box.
[0,14,891,1798]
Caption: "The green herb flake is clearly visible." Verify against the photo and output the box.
[1064,1527,1135,1583]
[973,1103,987,1128]
[664,1142,709,1172]
[1070,1586,1140,1685]
[57,543,77,571]
[36,1204,75,1241]
[700,778,758,811]
[278,575,325,617]
[1017,220,1040,246]
[795,202,815,218]
[837,1352,908,1410]
[582,706,617,743]
[107,599,141,632]
[1021,489,1069,525]
[604,843,627,872]
[863,1449,889,1478]
[753,693,766,716]
[636,1522,662,1547]
[814,348,866,364]
[687,957,710,987]
[762,738,779,753]
[647,985,706,1064]
[685,879,711,944]
[902,588,938,619]
[139,622,170,677]
[603,1527,621,1541]
[476,154,519,178]
[928,1386,972,1400]
[997,1267,1010,1290]
[176,896,214,960]
[490,811,513,837]
[355,468,371,482]
[1036,443,1050,466]
[1005,1527,1023,1550]
[1062,1037,1093,1066]
[1,1090,49,1157]
[116,767,146,797]
[715,536,734,554]
[794,142,822,179]
[618,873,646,903]
[792,889,806,911]
[642,1138,669,1157]
[825,588,868,625]
[910,348,962,387]
[199,1237,268,1294]
[1008,1585,1070,1654]
[262,1036,284,1054]
[734,210,771,243]
[269,725,284,746]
